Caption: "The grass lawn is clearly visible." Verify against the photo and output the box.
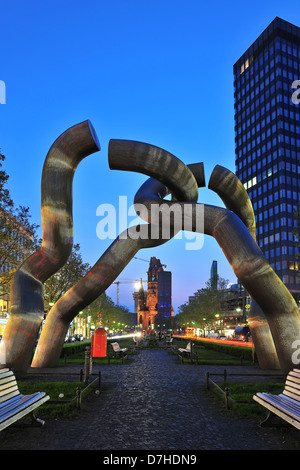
[17,381,89,418]
[172,342,253,365]
[60,337,135,365]
[212,381,285,419]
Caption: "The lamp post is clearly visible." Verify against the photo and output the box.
[236,308,242,325]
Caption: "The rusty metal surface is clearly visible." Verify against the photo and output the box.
[32,146,201,368]
[111,140,300,374]
[1,121,100,375]
[2,132,300,376]
[208,165,280,370]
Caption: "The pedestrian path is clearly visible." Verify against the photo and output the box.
[73,349,299,450]
[1,348,300,450]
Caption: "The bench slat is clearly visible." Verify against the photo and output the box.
[0,376,18,391]
[0,368,50,432]
[0,393,46,421]
[284,382,300,392]
[254,393,300,420]
[111,343,127,353]
[285,375,300,387]
[283,388,300,403]
[289,370,300,380]
[0,394,50,431]
[254,394,300,430]
[0,389,21,404]
[0,370,14,382]
[255,393,300,421]
[285,376,300,387]
[0,384,19,398]
[253,369,300,430]
[284,382,300,396]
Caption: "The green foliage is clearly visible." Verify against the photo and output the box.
[86,292,135,330]
[43,243,90,310]
[176,276,228,330]
[17,381,87,418]
[196,338,257,362]
[214,382,285,419]
[146,334,159,348]
[0,151,39,290]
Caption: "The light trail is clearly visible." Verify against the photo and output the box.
[174,334,254,348]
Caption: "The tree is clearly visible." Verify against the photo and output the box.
[0,151,39,291]
[43,243,90,310]
[176,276,228,331]
[78,292,135,335]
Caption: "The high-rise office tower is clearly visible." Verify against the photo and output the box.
[234,17,300,304]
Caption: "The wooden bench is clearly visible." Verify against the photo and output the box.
[0,368,50,431]
[253,368,300,429]
[111,342,128,358]
[165,337,173,346]
[178,342,192,357]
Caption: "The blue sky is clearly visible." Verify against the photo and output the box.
[1,0,300,313]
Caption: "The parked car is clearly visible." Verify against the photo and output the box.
[66,335,76,343]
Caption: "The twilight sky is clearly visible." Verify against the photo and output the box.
[1,0,300,313]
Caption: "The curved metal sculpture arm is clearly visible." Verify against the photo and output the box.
[108,139,199,203]
[32,145,201,368]
[208,165,279,370]
[208,165,256,240]
[32,224,177,367]
[111,141,300,374]
[1,121,100,375]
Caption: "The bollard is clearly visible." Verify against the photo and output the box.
[225,387,230,410]
[84,346,90,383]
[89,353,93,375]
[206,372,210,389]
[76,387,82,409]
[98,370,101,390]
[80,368,83,382]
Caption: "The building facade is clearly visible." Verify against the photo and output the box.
[0,208,36,335]
[137,257,173,331]
[234,17,300,304]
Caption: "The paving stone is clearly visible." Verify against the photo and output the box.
[1,348,300,450]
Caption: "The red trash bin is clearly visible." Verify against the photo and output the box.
[91,328,107,358]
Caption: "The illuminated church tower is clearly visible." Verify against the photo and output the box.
[137,257,173,331]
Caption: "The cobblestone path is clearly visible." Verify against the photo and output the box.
[1,348,300,450]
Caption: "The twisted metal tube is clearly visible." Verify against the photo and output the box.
[208,165,280,369]
[32,144,201,368]
[111,140,300,374]
[1,121,100,375]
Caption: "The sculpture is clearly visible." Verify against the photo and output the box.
[109,139,300,374]
[0,120,100,374]
[1,123,300,375]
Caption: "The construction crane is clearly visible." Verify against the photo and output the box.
[134,256,167,269]
[134,256,150,263]
[112,278,147,305]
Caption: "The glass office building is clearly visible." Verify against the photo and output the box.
[234,17,300,303]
